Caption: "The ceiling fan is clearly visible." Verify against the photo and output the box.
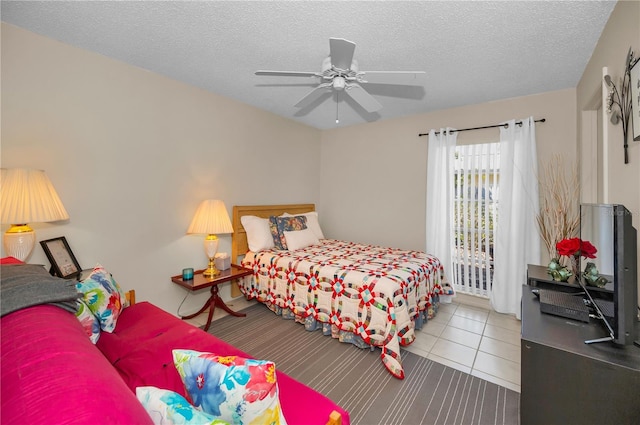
[255,38,426,119]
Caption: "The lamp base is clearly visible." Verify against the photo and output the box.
[202,235,220,278]
[4,224,35,262]
[202,258,220,278]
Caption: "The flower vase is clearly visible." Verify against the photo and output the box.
[569,255,580,281]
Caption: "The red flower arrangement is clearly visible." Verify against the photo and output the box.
[548,238,597,282]
[556,238,597,259]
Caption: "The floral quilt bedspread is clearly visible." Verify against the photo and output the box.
[240,239,451,379]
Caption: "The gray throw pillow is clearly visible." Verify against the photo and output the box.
[0,264,80,317]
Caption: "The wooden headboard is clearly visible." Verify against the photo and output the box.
[231,203,315,264]
[125,289,136,306]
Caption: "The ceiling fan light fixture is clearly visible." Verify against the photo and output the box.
[255,37,426,122]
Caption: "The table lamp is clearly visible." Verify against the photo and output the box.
[1,168,70,261]
[187,199,234,278]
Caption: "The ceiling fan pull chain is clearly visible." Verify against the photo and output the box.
[336,91,340,124]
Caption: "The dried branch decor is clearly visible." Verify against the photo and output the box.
[536,155,580,261]
[604,47,640,164]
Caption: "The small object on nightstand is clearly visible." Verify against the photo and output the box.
[182,268,194,280]
[214,253,230,271]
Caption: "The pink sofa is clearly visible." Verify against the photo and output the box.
[1,262,349,425]
[1,303,154,424]
[97,301,350,425]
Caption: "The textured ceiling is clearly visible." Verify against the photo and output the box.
[1,1,616,130]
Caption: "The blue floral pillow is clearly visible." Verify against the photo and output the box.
[268,215,307,250]
[136,386,231,425]
[172,350,287,425]
[75,298,100,344]
[76,264,126,333]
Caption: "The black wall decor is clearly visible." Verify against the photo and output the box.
[604,47,640,164]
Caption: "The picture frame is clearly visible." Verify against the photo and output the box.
[631,58,640,142]
[40,236,82,279]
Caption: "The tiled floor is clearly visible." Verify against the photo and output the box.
[185,295,521,393]
[404,298,522,393]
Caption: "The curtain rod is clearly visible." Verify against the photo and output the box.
[418,118,546,137]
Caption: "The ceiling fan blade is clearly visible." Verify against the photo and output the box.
[345,83,382,113]
[329,38,356,70]
[358,71,427,85]
[256,70,319,77]
[294,84,332,109]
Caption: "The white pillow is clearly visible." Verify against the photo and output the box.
[240,215,274,252]
[284,228,319,251]
[283,211,325,239]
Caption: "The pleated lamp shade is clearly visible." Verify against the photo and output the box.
[187,200,233,235]
[1,168,69,261]
[187,200,233,277]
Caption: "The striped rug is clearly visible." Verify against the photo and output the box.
[208,302,520,425]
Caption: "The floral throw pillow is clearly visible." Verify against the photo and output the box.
[268,215,307,250]
[75,264,126,333]
[136,386,231,425]
[75,298,101,344]
[172,350,287,425]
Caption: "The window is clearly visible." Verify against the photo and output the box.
[452,142,499,297]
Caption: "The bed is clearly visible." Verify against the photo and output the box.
[231,204,452,379]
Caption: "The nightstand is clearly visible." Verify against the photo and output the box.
[171,264,252,331]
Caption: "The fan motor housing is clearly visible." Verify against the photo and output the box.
[322,56,358,75]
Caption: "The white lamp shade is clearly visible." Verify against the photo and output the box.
[1,168,69,261]
[187,200,233,235]
[1,168,69,224]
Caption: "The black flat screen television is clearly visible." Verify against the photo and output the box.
[580,204,638,345]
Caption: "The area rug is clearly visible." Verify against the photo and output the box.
[208,302,520,425]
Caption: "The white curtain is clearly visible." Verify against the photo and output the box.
[426,128,457,285]
[491,117,541,319]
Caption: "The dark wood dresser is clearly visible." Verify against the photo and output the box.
[521,269,640,425]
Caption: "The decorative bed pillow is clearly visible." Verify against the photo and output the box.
[76,264,126,333]
[172,350,287,425]
[136,386,230,425]
[75,298,101,344]
[283,228,319,251]
[282,211,325,240]
[268,215,307,250]
[268,217,283,250]
[240,215,275,252]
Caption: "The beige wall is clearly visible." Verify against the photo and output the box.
[576,0,640,302]
[578,0,639,216]
[1,23,322,313]
[319,89,577,256]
